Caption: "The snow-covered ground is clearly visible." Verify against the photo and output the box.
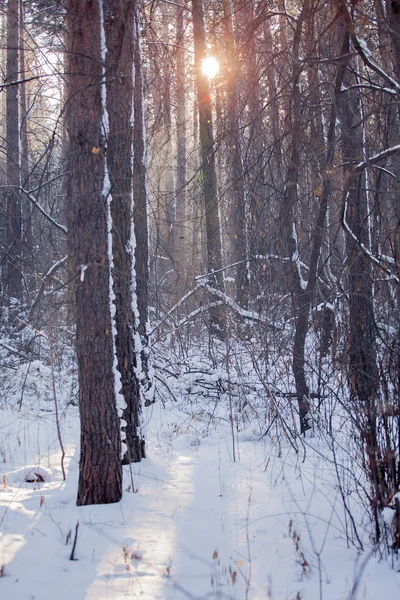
[1,357,400,599]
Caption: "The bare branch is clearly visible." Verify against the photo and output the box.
[29,255,68,319]
[342,196,399,285]
[19,187,68,235]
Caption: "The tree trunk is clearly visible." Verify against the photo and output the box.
[174,3,188,304]
[337,18,380,511]
[222,0,248,309]
[192,0,226,337]
[278,1,310,433]
[338,35,378,405]
[133,0,154,405]
[19,1,33,283]
[66,0,122,506]
[291,7,349,434]
[4,0,23,304]
[103,0,144,463]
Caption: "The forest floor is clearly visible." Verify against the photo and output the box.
[1,358,400,600]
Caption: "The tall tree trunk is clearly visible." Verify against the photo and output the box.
[385,0,400,417]
[150,4,175,296]
[103,0,144,463]
[264,12,283,188]
[19,1,34,286]
[192,0,226,337]
[338,38,378,406]
[161,6,175,273]
[133,0,154,405]
[222,0,248,309]
[242,0,265,258]
[337,18,379,512]
[291,7,349,435]
[4,0,23,304]
[387,0,400,81]
[278,1,310,433]
[66,0,122,506]
[174,3,188,304]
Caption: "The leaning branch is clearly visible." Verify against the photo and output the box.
[342,196,399,285]
[354,144,400,172]
[19,187,68,236]
[337,0,400,95]
[0,73,58,91]
[351,35,400,95]
[199,282,265,323]
[29,256,68,318]
[150,284,203,334]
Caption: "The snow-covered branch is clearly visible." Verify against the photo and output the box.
[339,2,400,96]
[150,284,203,334]
[29,255,69,318]
[340,83,396,96]
[199,282,265,323]
[342,197,399,285]
[355,144,400,171]
[195,254,310,282]
[19,187,68,235]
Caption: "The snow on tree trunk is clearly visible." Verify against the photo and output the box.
[133,0,155,407]
[102,0,145,463]
[66,0,122,505]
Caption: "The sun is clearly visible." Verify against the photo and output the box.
[201,56,219,79]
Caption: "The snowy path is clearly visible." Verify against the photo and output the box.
[1,404,400,599]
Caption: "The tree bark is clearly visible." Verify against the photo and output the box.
[19,1,33,281]
[4,0,23,304]
[133,0,154,404]
[291,6,349,435]
[66,0,122,506]
[103,0,144,463]
[278,0,310,433]
[222,0,248,309]
[192,0,226,337]
[338,34,378,405]
[174,3,188,304]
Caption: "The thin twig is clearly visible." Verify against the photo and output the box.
[50,323,66,481]
[69,521,79,561]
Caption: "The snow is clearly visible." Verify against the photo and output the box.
[1,358,400,600]
[358,38,372,59]
[292,224,307,291]
[0,332,399,599]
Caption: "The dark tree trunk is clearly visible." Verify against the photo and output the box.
[4,0,23,304]
[291,9,349,435]
[192,0,226,337]
[336,15,380,512]
[243,1,267,264]
[66,0,122,506]
[19,1,33,281]
[174,3,188,304]
[278,1,310,433]
[133,1,154,404]
[387,0,400,80]
[338,35,378,405]
[103,0,144,464]
[385,0,400,427]
[222,0,248,309]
